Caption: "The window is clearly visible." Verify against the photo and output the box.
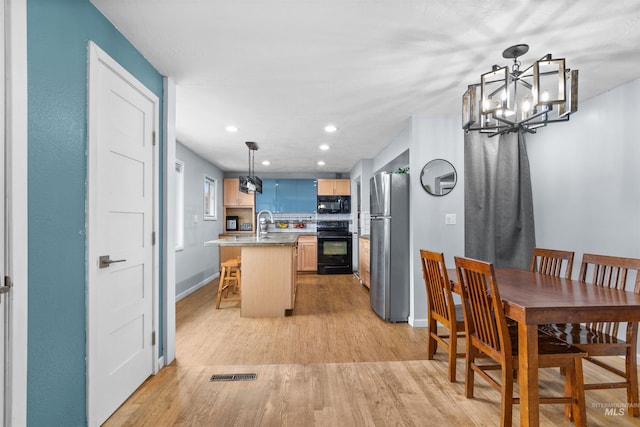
[204,176,217,220]
[175,160,184,251]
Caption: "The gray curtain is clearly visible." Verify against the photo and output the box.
[464,130,535,269]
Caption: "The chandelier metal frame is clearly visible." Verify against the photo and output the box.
[462,44,578,137]
[239,141,262,194]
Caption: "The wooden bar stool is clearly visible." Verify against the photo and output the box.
[216,257,241,309]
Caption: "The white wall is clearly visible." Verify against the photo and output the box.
[409,115,465,326]
[402,77,640,327]
[349,159,374,271]
[355,115,464,327]
[350,158,374,223]
[526,77,640,274]
[175,142,224,299]
[373,124,410,174]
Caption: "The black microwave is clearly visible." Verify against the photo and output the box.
[317,196,351,214]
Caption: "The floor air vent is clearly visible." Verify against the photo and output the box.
[210,373,257,382]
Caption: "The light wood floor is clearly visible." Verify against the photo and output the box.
[105,274,640,426]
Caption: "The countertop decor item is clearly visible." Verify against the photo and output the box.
[462,44,578,137]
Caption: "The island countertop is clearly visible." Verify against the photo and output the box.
[204,233,315,247]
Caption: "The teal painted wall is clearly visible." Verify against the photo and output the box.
[27,0,164,425]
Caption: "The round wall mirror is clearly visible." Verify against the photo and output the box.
[420,159,457,196]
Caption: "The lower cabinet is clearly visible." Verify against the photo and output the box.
[240,245,297,317]
[359,237,370,288]
[291,244,298,308]
[218,234,242,266]
[297,235,317,272]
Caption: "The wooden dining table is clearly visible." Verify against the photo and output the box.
[448,267,640,427]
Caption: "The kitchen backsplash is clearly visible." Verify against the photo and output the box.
[360,211,371,236]
[266,212,354,233]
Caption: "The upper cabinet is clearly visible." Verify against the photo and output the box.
[256,179,277,212]
[224,178,255,206]
[256,179,317,213]
[292,179,317,212]
[317,178,350,196]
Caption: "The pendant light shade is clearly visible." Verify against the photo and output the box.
[239,141,262,194]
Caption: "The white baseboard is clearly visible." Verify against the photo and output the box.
[408,316,428,328]
[156,356,165,372]
[176,273,219,302]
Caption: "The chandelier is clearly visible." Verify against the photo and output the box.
[462,44,578,137]
[239,141,262,194]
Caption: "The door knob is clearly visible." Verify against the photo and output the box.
[99,255,126,269]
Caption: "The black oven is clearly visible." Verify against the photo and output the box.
[317,221,352,274]
[317,196,351,214]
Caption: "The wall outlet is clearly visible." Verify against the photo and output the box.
[193,214,198,223]
[445,214,456,225]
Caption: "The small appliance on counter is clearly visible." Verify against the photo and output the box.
[225,216,238,231]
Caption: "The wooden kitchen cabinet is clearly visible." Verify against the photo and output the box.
[317,178,350,196]
[223,178,255,233]
[291,244,298,309]
[240,244,297,317]
[297,235,317,272]
[224,178,255,206]
[359,237,370,288]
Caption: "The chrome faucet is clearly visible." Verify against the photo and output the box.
[256,210,274,236]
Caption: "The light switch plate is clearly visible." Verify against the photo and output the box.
[445,214,456,225]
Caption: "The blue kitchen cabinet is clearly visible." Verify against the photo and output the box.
[295,179,317,213]
[256,179,317,213]
[255,179,276,212]
[276,179,297,212]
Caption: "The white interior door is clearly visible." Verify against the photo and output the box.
[87,41,159,426]
[2,1,28,425]
[0,1,6,418]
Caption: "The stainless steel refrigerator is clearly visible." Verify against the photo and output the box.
[369,172,409,322]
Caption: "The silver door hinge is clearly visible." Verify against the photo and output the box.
[152,331,156,346]
[152,231,156,245]
[152,131,156,146]
[0,276,11,293]
[0,276,11,302]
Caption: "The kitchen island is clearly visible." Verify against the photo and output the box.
[205,233,313,317]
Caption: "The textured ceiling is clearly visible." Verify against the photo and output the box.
[91,0,640,173]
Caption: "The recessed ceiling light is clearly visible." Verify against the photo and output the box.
[317,161,325,166]
[319,144,330,151]
[324,124,337,133]
[225,125,239,132]
[262,160,270,166]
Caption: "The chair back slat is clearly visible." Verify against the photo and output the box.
[530,247,574,279]
[579,253,640,332]
[420,250,454,323]
[579,253,640,292]
[455,256,510,361]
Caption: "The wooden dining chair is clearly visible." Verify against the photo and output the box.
[420,250,465,382]
[454,256,587,427]
[542,253,640,417]
[530,247,575,279]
